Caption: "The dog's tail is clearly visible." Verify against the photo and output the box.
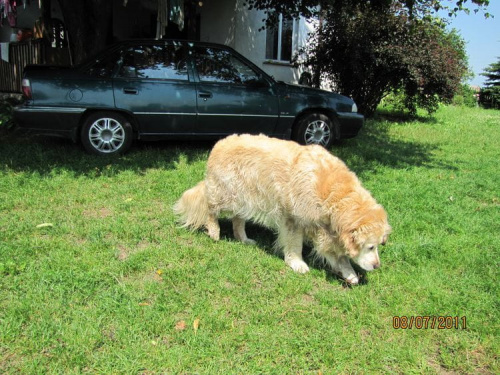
[173,181,210,230]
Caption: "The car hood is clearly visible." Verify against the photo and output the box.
[277,82,356,113]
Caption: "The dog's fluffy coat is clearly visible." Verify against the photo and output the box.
[174,134,390,284]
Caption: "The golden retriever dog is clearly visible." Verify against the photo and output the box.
[174,134,391,284]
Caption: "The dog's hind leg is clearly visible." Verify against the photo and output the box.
[232,216,257,245]
[279,220,309,274]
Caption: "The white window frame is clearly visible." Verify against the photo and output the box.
[265,14,298,63]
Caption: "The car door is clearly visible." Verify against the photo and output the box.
[113,42,198,135]
[192,46,280,135]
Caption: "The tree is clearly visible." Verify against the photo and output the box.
[480,58,500,109]
[396,21,469,115]
[296,3,468,115]
[481,58,500,86]
[39,0,113,64]
[57,0,113,64]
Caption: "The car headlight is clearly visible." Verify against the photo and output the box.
[352,103,358,113]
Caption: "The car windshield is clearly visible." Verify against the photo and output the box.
[193,46,270,86]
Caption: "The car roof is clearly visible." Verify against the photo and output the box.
[114,39,237,51]
[77,38,237,69]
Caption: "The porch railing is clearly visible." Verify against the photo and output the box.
[0,39,47,93]
[0,58,18,93]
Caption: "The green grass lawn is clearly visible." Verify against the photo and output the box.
[0,106,498,373]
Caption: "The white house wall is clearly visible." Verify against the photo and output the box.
[199,0,314,85]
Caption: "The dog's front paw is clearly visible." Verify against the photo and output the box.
[243,238,257,245]
[345,275,359,285]
[207,230,220,241]
[287,259,310,274]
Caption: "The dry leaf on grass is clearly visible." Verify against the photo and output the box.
[193,318,200,333]
[175,320,186,331]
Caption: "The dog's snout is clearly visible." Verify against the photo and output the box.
[373,262,381,269]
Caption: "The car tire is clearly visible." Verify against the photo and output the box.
[81,112,133,155]
[292,113,337,148]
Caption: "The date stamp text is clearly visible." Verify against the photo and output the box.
[393,316,467,329]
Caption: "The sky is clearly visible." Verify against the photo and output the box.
[442,1,500,87]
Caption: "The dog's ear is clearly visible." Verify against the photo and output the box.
[340,230,360,257]
[381,224,392,245]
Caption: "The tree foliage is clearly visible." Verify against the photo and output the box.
[244,0,490,20]
[480,58,500,109]
[299,3,468,115]
[481,59,500,87]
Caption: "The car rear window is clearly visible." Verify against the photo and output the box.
[84,49,121,78]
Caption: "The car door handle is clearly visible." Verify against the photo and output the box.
[198,91,213,100]
[123,88,138,95]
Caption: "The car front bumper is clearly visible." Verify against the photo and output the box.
[337,112,364,139]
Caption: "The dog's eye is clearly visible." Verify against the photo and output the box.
[368,245,375,251]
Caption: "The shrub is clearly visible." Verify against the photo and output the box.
[452,84,479,108]
[0,96,20,133]
[480,86,500,109]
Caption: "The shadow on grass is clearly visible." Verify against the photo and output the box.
[219,219,367,287]
[333,116,457,178]
[1,115,456,177]
[0,132,215,176]
[373,108,439,124]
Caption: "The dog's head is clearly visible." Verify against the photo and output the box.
[338,204,391,271]
[350,229,391,270]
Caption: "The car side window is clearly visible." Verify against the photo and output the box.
[117,44,188,81]
[194,47,264,86]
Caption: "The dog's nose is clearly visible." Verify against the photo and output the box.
[373,262,380,269]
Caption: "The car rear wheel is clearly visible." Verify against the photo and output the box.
[81,112,133,155]
[292,113,336,148]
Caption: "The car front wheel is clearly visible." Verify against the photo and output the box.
[81,112,133,155]
[292,113,336,148]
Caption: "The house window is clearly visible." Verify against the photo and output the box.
[265,14,295,62]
